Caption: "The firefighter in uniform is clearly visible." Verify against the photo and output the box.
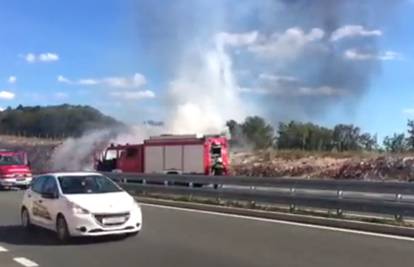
[211,157,225,176]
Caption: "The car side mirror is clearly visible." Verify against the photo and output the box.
[42,192,58,199]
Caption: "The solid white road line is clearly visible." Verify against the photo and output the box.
[13,257,39,267]
[0,246,8,252]
[142,203,414,242]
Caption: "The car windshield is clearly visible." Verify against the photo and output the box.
[58,175,122,194]
[0,155,23,166]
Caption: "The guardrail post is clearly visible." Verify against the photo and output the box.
[395,193,403,221]
[216,184,221,205]
[336,190,344,216]
[249,185,256,208]
[289,188,296,212]
[142,179,147,196]
[188,182,193,201]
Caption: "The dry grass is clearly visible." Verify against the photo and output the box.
[257,149,382,160]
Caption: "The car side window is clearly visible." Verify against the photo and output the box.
[42,177,58,195]
[31,176,46,193]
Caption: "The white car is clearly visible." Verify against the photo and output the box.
[21,172,142,242]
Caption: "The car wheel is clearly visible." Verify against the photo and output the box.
[21,208,32,230]
[130,231,139,237]
[123,231,139,239]
[56,215,71,243]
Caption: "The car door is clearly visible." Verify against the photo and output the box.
[37,176,60,229]
[29,176,47,225]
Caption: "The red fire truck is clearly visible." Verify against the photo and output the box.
[0,150,33,189]
[95,134,229,175]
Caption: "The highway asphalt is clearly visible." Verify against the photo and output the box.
[1,190,414,267]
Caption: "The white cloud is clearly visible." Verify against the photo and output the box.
[58,73,147,88]
[57,73,154,101]
[379,51,403,61]
[103,73,146,88]
[215,31,259,48]
[331,25,382,42]
[79,79,99,85]
[57,75,71,83]
[403,108,414,115]
[248,27,325,59]
[259,73,298,82]
[344,49,402,61]
[0,107,4,112]
[38,53,59,62]
[25,53,36,63]
[344,49,374,60]
[241,85,343,97]
[132,73,147,87]
[8,76,16,84]
[242,73,343,97]
[297,86,344,96]
[239,87,268,94]
[0,91,15,100]
[214,28,324,60]
[24,52,59,63]
[104,78,129,87]
[110,90,156,100]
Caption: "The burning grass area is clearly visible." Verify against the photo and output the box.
[231,150,414,181]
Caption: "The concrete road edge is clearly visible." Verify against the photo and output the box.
[136,196,414,238]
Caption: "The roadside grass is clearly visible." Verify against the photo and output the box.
[234,149,414,161]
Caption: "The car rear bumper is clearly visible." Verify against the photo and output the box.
[66,208,142,237]
[0,177,32,187]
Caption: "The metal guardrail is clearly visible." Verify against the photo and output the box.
[102,172,414,220]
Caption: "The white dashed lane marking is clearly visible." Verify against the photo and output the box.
[0,246,8,252]
[13,257,39,267]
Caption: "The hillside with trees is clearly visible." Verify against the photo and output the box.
[227,116,414,153]
[227,116,414,181]
[0,104,123,138]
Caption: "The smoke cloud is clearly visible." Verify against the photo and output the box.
[51,125,163,171]
[132,0,403,127]
[164,39,250,134]
[51,129,118,171]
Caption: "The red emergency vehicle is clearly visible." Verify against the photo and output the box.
[0,150,33,189]
[95,134,229,175]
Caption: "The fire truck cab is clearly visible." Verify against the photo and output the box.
[0,150,33,189]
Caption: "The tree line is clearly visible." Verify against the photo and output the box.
[227,116,414,152]
[0,104,123,138]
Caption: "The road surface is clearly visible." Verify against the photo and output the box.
[1,191,414,267]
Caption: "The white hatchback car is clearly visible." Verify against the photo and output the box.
[21,172,142,242]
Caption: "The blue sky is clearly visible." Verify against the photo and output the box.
[0,0,413,140]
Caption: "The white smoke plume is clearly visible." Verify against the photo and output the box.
[165,37,251,135]
[50,125,163,171]
[50,129,116,171]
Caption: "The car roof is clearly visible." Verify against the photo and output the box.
[38,172,103,178]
